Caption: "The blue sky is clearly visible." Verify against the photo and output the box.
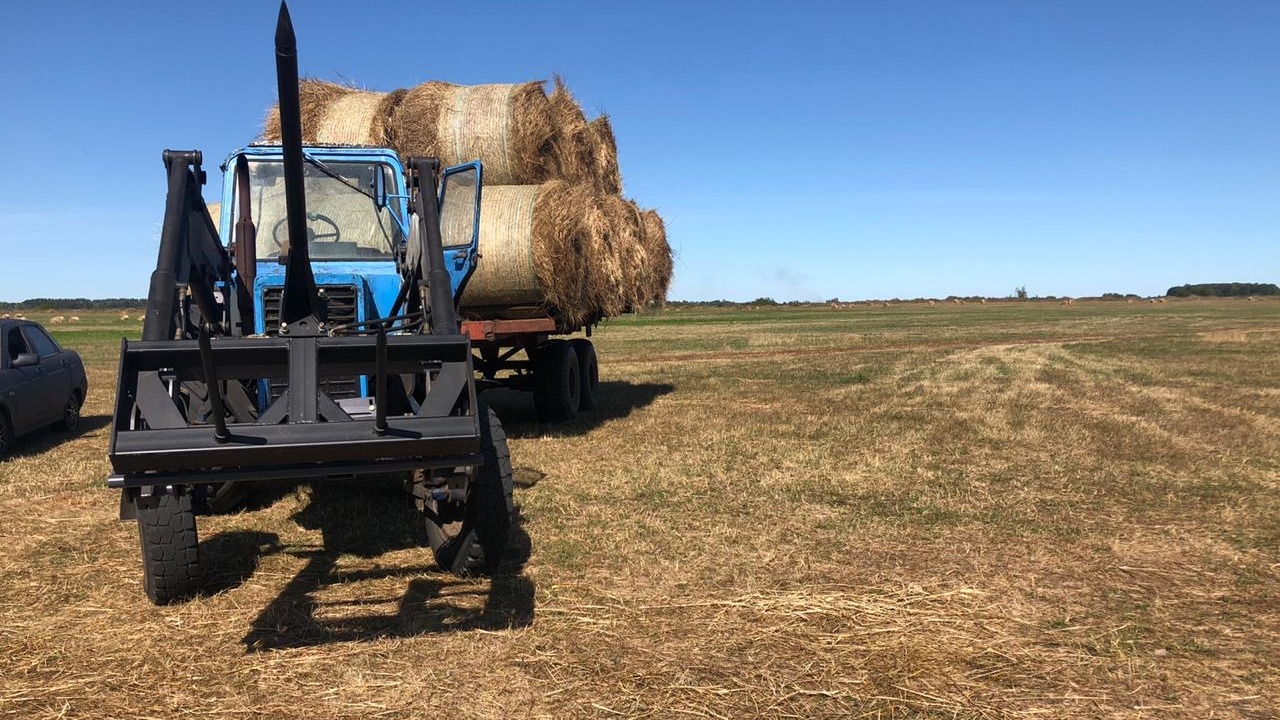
[0,1,1276,301]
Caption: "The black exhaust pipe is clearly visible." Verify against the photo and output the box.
[273,1,326,330]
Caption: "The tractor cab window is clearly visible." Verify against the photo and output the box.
[440,167,479,248]
[236,159,402,261]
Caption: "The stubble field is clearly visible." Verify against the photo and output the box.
[1,298,1277,719]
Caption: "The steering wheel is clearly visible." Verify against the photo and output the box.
[271,212,340,250]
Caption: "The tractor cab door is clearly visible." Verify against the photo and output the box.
[437,162,482,303]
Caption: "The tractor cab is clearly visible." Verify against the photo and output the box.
[216,146,482,401]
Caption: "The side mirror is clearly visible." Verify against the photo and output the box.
[12,353,38,368]
[373,167,387,210]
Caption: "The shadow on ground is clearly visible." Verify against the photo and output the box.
[484,380,674,438]
[207,477,533,651]
[4,414,111,460]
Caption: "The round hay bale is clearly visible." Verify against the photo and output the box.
[596,194,650,312]
[262,80,354,142]
[461,182,599,325]
[388,81,556,185]
[591,195,642,316]
[548,77,593,184]
[386,80,455,158]
[587,115,622,194]
[637,206,672,307]
[314,88,403,145]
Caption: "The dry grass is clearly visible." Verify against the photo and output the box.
[2,299,1277,718]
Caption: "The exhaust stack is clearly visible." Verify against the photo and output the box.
[273,1,326,330]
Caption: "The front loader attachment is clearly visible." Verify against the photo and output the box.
[107,333,481,488]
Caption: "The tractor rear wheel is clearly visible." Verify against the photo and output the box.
[532,340,580,422]
[427,406,514,576]
[137,491,201,604]
[569,338,599,411]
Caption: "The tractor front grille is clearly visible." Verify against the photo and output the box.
[262,284,361,400]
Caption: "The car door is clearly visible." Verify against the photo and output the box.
[2,326,44,435]
[21,325,71,425]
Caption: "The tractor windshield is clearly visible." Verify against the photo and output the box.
[237,159,402,261]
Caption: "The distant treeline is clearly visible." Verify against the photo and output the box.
[669,293,1145,307]
[1166,283,1279,298]
[0,298,146,310]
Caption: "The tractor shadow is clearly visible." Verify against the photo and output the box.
[3,414,112,460]
[233,477,533,651]
[483,380,674,438]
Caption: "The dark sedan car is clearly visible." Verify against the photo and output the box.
[0,319,88,457]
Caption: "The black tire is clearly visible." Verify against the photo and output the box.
[532,340,580,422]
[137,492,201,604]
[569,339,599,411]
[428,407,514,576]
[0,410,12,459]
[56,390,82,432]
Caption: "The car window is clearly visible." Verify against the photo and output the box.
[22,326,60,358]
[6,328,30,364]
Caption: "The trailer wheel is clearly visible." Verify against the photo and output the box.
[429,406,514,576]
[569,339,599,411]
[137,491,201,604]
[532,340,580,422]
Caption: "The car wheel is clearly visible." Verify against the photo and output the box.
[59,392,82,432]
[0,411,12,459]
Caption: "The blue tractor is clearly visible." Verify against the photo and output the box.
[106,3,595,604]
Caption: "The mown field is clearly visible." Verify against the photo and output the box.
[1,299,1277,719]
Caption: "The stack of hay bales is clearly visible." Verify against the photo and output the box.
[260,78,670,325]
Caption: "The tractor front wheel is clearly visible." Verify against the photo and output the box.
[426,406,514,576]
[137,491,201,604]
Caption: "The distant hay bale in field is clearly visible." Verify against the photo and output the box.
[1199,329,1249,343]
[881,302,889,308]
[927,300,936,307]
[1061,298,1075,306]
[120,312,130,320]
[1127,298,1135,304]
[1,313,9,319]
[979,298,987,304]
[50,316,65,324]
[68,316,80,323]
[586,115,621,193]
[388,81,556,185]
[13,314,25,320]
